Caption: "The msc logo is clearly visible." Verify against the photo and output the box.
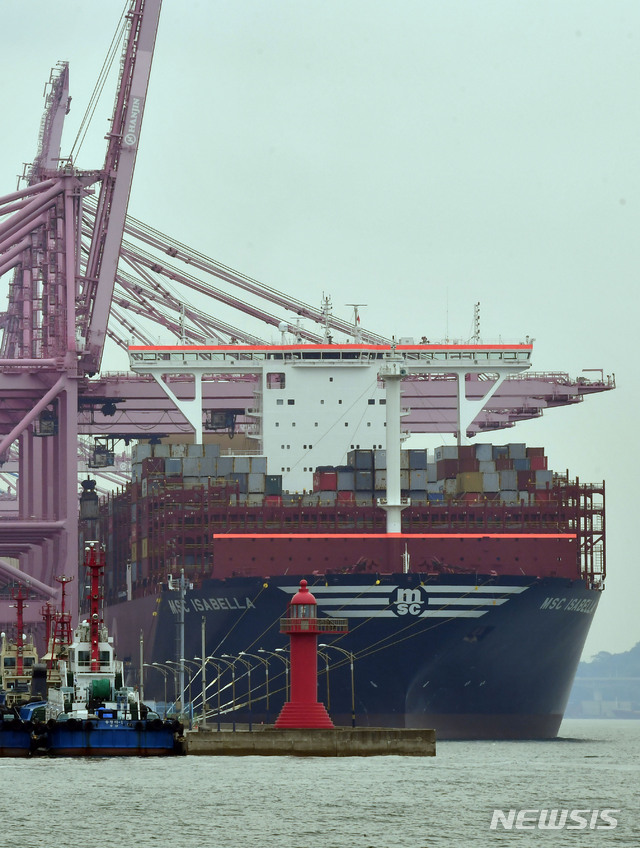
[392,587,426,616]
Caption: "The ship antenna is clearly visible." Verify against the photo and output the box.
[321,294,333,343]
[346,303,367,343]
[473,302,480,343]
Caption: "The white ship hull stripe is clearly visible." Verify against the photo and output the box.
[316,597,508,607]
[341,609,488,619]
[280,584,528,595]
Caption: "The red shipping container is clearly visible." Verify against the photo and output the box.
[495,458,513,471]
[336,491,356,503]
[436,458,459,480]
[459,492,482,503]
[458,445,476,459]
[320,471,338,491]
[529,455,548,470]
[142,457,164,476]
[458,458,480,473]
[264,495,283,507]
[526,446,546,457]
[517,470,534,489]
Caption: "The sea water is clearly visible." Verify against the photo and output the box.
[1,719,638,848]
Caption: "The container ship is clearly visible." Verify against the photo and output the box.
[87,341,609,739]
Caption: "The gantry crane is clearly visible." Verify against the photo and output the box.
[0,1,614,631]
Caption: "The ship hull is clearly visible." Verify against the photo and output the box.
[105,572,599,740]
[44,719,185,756]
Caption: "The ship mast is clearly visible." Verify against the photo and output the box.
[84,542,106,672]
[379,351,409,537]
[10,586,29,676]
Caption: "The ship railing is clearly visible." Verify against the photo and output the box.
[279,617,348,633]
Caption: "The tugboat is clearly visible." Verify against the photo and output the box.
[10,543,185,756]
[0,588,41,756]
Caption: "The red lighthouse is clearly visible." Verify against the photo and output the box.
[274,580,348,729]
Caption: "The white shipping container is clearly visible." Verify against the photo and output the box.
[426,481,445,493]
[248,473,266,493]
[499,470,518,490]
[435,445,459,461]
[410,469,428,488]
[233,456,251,473]
[374,470,387,491]
[250,456,268,474]
[500,490,519,504]
[133,444,152,461]
[508,443,527,460]
[182,457,202,477]
[200,458,218,477]
[374,449,387,469]
[482,472,500,492]
[217,456,233,476]
[479,460,496,473]
[474,443,493,461]
[535,470,553,489]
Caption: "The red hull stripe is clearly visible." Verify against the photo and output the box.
[212,533,575,540]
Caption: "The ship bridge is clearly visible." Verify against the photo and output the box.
[125,340,609,494]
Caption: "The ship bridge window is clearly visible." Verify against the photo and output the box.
[78,650,90,665]
[100,650,111,664]
[3,657,15,668]
[267,372,286,389]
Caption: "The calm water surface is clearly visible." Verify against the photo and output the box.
[2,719,638,847]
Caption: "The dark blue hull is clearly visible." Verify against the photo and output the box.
[0,717,184,757]
[46,718,185,756]
[106,572,600,739]
[0,719,36,757]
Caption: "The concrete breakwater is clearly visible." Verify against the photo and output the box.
[186,726,435,757]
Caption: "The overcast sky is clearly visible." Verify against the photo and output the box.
[1,1,638,658]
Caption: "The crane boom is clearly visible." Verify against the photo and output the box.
[81,0,162,375]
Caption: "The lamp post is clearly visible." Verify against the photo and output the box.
[181,659,203,724]
[240,651,270,722]
[154,662,179,713]
[205,655,237,731]
[258,647,290,702]
[168,660,194,725]
[320,644,356,727]
[317,649,331,711]
[143,663,167,718]
[195,656,229,732]
[223,654,253,731]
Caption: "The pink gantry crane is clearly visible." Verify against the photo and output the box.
[0,1,614,631]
